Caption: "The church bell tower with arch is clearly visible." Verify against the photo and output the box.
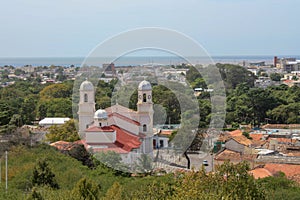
[137,80,154,153]
[78,80,95,135]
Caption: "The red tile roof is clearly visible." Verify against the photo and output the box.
[215,149,241,161]
[250,134,263,141]
[159,130,173,136]
[111,125,141,151]
[228,130,243,137]
[231,135,252,146]
[264,163,300,177]
[215,149,257,162]
[85,126,115,132]
[250,168,272,179]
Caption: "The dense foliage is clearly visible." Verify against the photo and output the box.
[0,145,299,199]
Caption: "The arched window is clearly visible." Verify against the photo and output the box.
[84,93,88,102]
[143,93,147,102]
[143,124,147,132]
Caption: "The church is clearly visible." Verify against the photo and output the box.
[78,79,154,164]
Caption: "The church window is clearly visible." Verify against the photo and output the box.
[84,93,88,102]
[143,124,147,132]
[143,93,147,102]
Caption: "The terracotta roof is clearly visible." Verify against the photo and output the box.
[250,133,268,147]
[85,126,115,132]
[228,130,243,137]
[215,149,257,162]
[108,112,140,126]
[264,164,300,177]
[215,149,241,161]
[111,125,141,152]
[250,134,263,141]
[231,135,252,146]
[159,130,173,136]
[286,152,300,157]
[250,168,272,179]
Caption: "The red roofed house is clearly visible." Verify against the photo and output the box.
[78,80,154,164]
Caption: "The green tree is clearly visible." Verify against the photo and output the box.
[39,83,72,99]
[71,178,100,200]
[257,172,300,200]
[46,119,79,143]
[104,182,123,200]
[217,63,255,89]
[31,159,59,189]
[173,161,266,199]
[37,98,72,119]
[26,187,44,200]
[270,73,282,81]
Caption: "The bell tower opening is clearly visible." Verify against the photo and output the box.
[143,124,147,132]
[84,93,88,102]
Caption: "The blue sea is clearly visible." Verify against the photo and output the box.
[0,56,298,67]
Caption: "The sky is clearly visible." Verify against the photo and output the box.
[0,0,299,57]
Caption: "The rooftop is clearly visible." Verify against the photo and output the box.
[250,168,272,179]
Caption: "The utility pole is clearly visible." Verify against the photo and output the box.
[0,158,1,184]
[5,151,8,191]
[211,152,214,172]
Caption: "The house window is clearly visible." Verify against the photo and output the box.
[160,140,164,148]
[84,93,88,102]
[143,93,147,102]
[143,124,147,132]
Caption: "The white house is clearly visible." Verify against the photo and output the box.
[39,117,70,127]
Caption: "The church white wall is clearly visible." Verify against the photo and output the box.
[108,117,139,135]
[142,136,153,154]
[79,115,93,134]
[86,131,116,143]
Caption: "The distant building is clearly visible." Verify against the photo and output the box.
[39,118,70,127]
[275,57,300,73]
[249,61,265,67]
[103,63,116,77]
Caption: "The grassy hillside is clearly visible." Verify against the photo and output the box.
[0,144,171,199]
[1,144,299,200]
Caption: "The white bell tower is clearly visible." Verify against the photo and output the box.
[78,80,95,135]
[137,80,154,153]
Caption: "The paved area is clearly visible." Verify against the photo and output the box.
[153,149,215,172]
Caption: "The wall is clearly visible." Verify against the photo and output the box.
[225,139,245,153]
[86,131,116,143]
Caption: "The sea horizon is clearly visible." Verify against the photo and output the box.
[0,55,299,67]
